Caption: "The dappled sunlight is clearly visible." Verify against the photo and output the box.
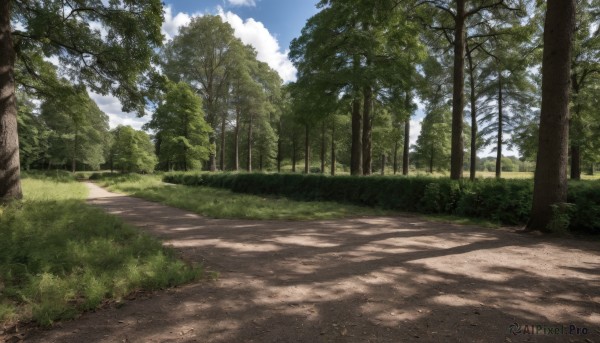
[28,183,600,342]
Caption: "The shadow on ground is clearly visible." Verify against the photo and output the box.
[25,184,600,343]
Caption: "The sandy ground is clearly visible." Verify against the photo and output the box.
[16,183,600,342]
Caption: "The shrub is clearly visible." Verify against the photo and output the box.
[163,172,600,233]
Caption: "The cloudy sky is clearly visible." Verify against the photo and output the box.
[94,0,512,156]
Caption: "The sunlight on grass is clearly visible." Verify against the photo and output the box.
[0,175,201,327]
[98,174,391,220]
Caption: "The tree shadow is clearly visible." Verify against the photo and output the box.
[25,192,600,343]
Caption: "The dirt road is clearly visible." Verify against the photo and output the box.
[25,183,600,342]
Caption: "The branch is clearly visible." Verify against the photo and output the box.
[415,0,456,19]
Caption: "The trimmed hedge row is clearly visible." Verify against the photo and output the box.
[163,172,600,233]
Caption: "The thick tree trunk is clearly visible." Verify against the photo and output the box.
[496,75,503,179]
[528,0,575,232]
[403,118,410,176]
[362,86,373,175]
[350,97,362,175]
[208,136,217,171]
[320,120,325,174]
[467,45,477,181]
[330,123,336,176]
[304,124,310,174]
[247,113,253,172]
[590,163,595,176]
[450,0,466,180]
[0,1,20,202]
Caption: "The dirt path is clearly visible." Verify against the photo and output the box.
[24,182,600,343]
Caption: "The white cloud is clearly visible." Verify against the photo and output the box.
[161,6,202,41]
[227,0,256,6]
[89,92,149,130]
[217,7,297,83]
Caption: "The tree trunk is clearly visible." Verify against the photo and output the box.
[219,108,226,171]
[467,45,477,181]
[320,120,326,173]
[362,86,373,175]
[247,113,253,172]
[429,145,434,174]
[277,119,282,173]
[403,118,410,176]
[393,141,398,175]
[571,144,581,180]
[527,0,575,232]
[259,152,263,171]
[350,97,362,175]
[450,0,466,180]
[380,154,385,175]
[590,162,595,176]
[208,135,217,171]
[292,133,297,173]
[0,0,21,202]
[496,74,503,179]
[304,124,310,174]
[72,123,78,173]
[234,108,240,171]
[330,123,336,176]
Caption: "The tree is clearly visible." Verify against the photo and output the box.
[109,126,157,173]
[145,82,212,171]
[569,0,600,180]
[0,0,163,201]
[40,86,110,172]
[17,94,50,170]
[527,0,576,231]
[418,0,524,179]
[162,16,239,172]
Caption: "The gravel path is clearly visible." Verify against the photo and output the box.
[25,182,600,343]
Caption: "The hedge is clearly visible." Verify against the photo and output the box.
[163,172,600,233]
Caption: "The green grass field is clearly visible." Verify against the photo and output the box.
[0,173,201,327]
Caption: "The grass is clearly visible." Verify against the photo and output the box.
[97,174,392,220]
[94,173,503,230]
[0,173,201,327]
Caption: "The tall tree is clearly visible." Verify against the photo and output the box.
[527,0,576,231]
[162,16,238,171]
[109,126,157,173]
[0,0,163,201]
[418,0,524,179]
[145,82,212,171]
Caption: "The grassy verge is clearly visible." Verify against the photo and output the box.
[96,174,393,220]
[0,174,201,327]
[93,174,502,229]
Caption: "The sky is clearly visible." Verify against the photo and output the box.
[93,0,514,157]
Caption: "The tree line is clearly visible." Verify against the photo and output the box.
[0,0,596,230]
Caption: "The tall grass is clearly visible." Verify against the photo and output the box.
[0,174,201,327]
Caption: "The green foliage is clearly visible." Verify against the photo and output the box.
[40,85,110,171]
[109,126,157,173]
[164,172,600,233]
[0,177,201,326]
[145,82,212,171]
[12,0,164,114]
[98,175,388,220]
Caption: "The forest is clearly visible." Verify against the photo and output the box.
[1,1,600,228]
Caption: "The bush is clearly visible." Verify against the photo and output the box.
[163,172,600,233]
